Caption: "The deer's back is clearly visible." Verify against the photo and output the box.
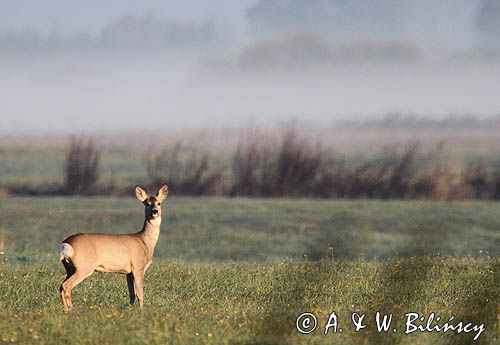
[63,232,148,274]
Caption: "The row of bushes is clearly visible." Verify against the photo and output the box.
[11,129,500,199]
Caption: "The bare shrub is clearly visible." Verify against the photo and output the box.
[463,162,490,199]
[490,170,500,200]
[146,143,182,186]
[414,164,460,200]
[311,158,347,198]
[230,131,271,196]
[230,129,464,199]
[343,162,384,198]
[337,144,420,199]
[98,169,125,197]
[231,126,327,197]
[386,142,419,198]
[411,144,467,200]
[145,143,223,196]
[335,142,469,200]
[64,136,101,195]
[273,127,323,196]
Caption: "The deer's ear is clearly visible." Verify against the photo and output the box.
[156,184,169,202]
[135,185,148,202]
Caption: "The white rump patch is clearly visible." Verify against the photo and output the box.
[58,243,74,260]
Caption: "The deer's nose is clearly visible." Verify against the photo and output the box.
[152,209,159,216]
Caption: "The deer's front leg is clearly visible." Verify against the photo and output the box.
[132,269,145,308]
[126,273,135,305]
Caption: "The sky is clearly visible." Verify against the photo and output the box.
[0,1,255,36]
[0,1,499,134]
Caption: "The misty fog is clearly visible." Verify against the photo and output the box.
[1,0,499,133]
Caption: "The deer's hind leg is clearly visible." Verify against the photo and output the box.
[60,259,75,309]
[60,263,94,310]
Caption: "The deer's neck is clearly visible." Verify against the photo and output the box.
[140,218,161,254]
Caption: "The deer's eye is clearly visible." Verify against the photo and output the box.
[157,203,161,206]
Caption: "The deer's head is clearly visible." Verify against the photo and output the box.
[135,184,169,221]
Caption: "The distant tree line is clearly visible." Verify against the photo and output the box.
[0,14,225,56]
[338,113,500,130]
[247,0,500,44]
[42,128,500,200]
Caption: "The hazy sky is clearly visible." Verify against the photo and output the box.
[0,0,255,35]
[0,1,499,134]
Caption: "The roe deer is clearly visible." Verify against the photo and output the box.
[58,184,168,309]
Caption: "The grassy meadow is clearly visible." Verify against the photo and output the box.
[0,196,499,344]
[0,257,498,345]
[1,197,500,260]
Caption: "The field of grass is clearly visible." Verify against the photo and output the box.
[1,197,499,260]
[0,257,498,345]
[0,197,499,344]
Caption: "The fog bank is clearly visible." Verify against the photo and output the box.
[1,1,499,133]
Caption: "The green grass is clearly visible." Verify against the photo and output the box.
[0,257,498,345]
[0,197,499,344]
[0,197,499,260]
